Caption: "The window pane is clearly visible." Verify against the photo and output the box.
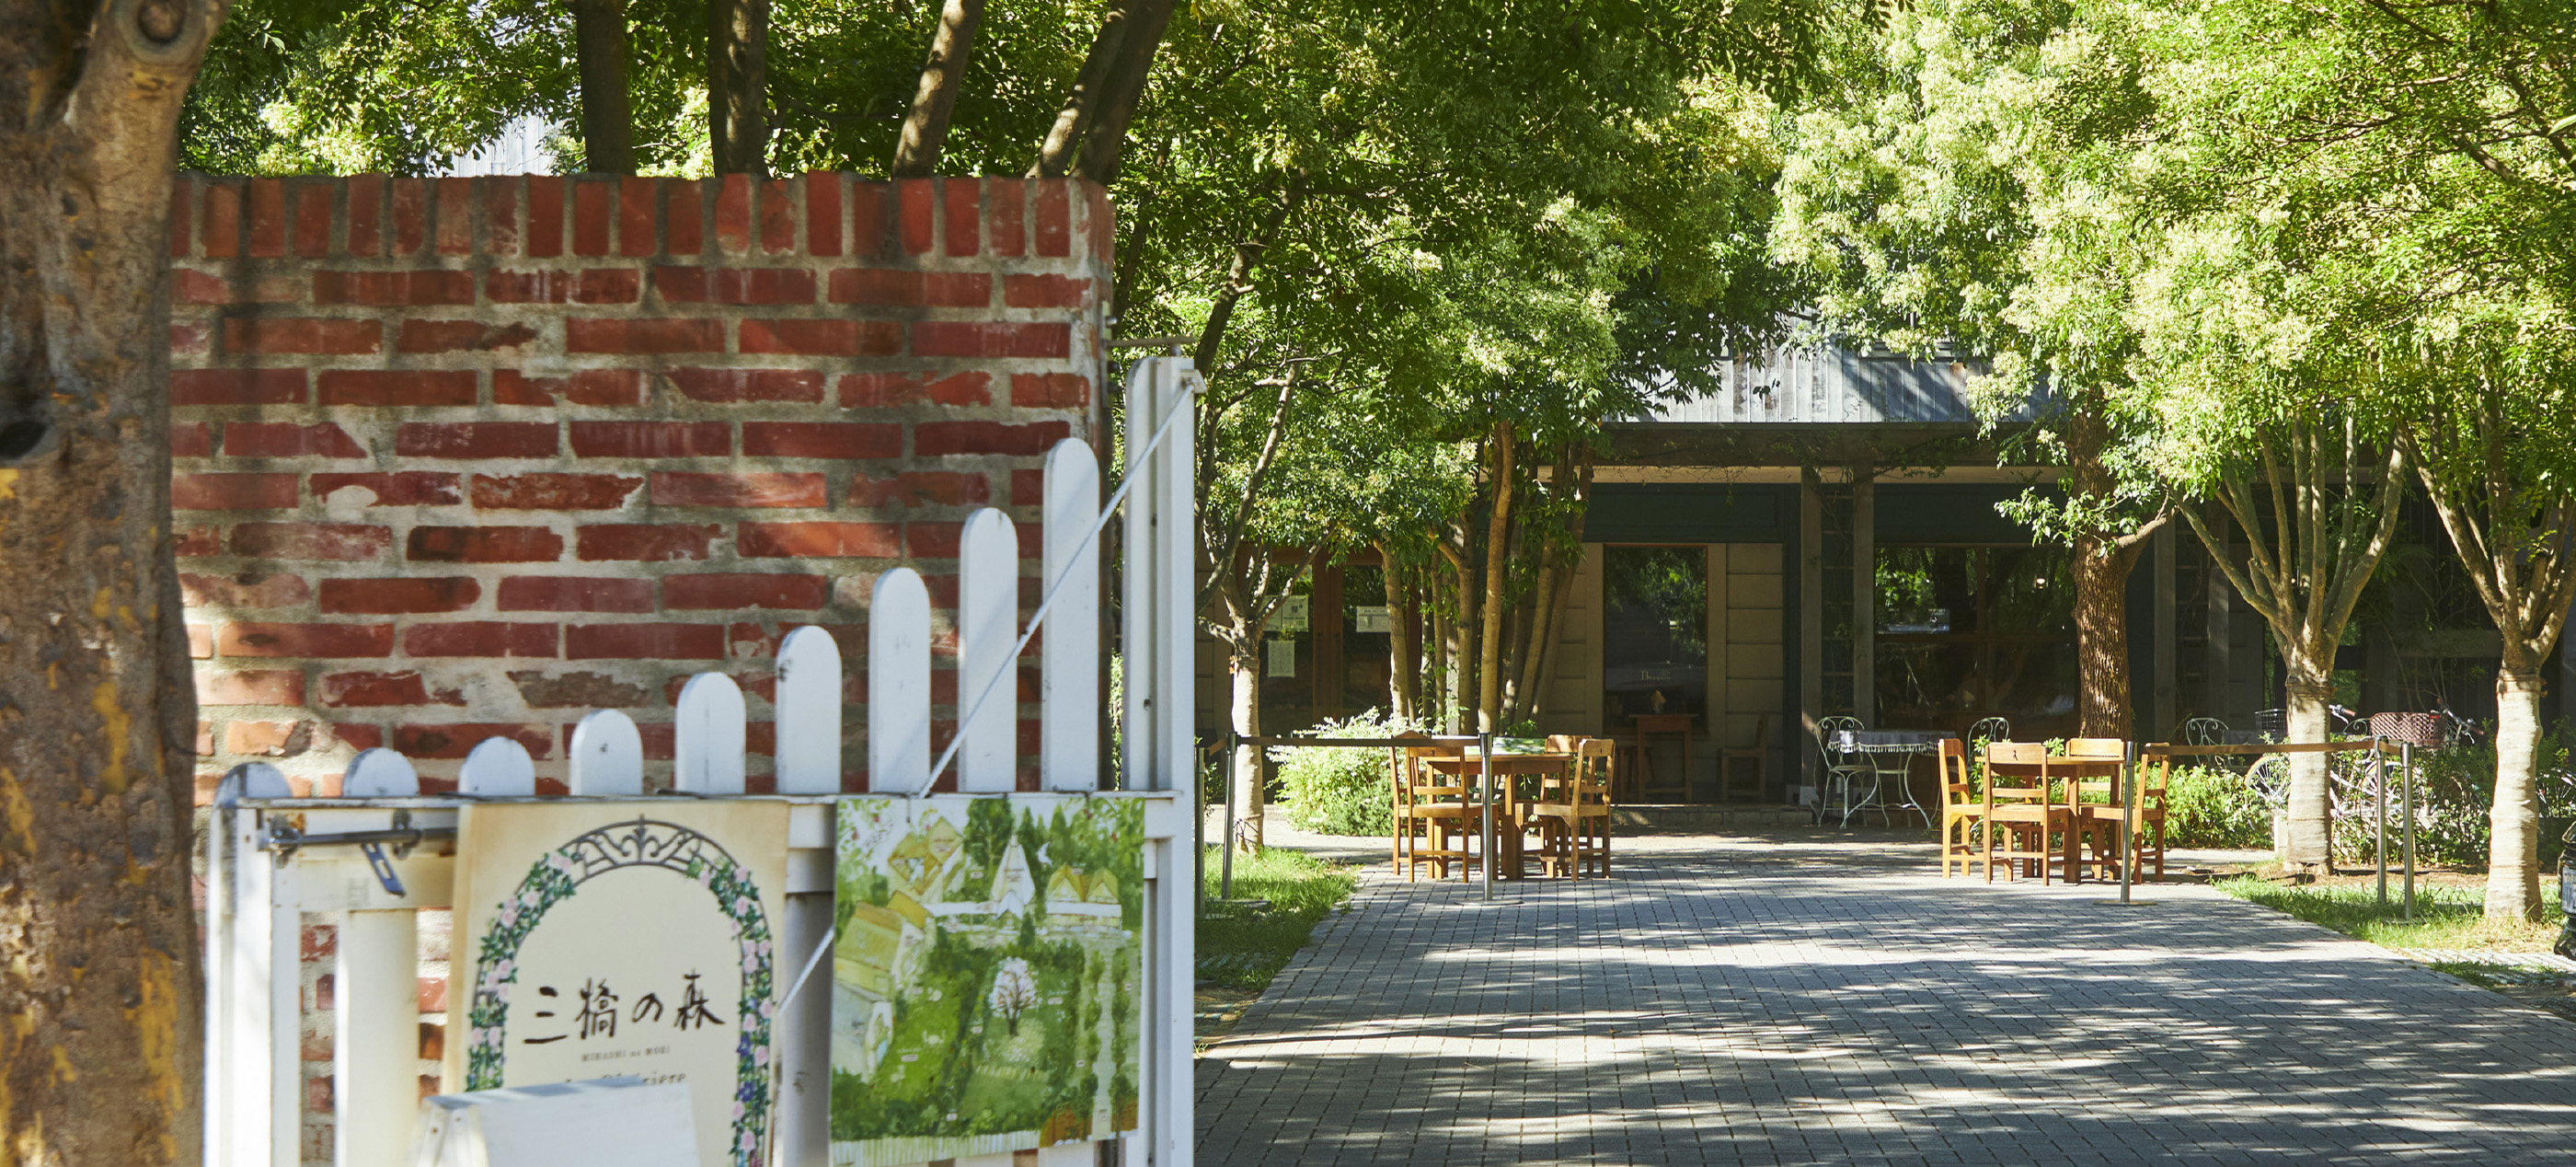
[1602,547,1708,722]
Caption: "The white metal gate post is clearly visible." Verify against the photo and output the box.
[773,627,843,1167]
[336,751,424,1167]
[1122,354,1198,1167]
[207,762,296,1167]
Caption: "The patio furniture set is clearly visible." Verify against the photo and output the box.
[1389,735,1615,881]
[1820,718,2171,884]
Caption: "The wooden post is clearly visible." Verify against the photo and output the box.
[870,570,933,793]
[1851,464,1874,727]
[674,673,749,794]
[771,627,843,1167]
[206,762,296,1167]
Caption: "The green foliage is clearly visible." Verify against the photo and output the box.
[1195,847,1356,990]
[2158,766,2270,849]
[1271,710,1429,837]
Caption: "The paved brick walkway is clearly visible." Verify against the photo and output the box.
[1194,834,2576,1164]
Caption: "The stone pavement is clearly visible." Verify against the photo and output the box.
[1193,832,2576,1164]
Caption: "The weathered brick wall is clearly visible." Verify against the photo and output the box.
[169,173,1111,798]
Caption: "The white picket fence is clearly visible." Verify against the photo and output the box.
[204,357,1202,1167]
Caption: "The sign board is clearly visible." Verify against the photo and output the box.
[1353,606,1392,634]
[1265,639,1297,677]
[411,1078,695,1167]
[1271,595,1308,633]
[445,802,790,1167]
[829,795,1144,1167]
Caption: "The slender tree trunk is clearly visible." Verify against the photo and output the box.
[2492,667,2545,919]
[1226,630,1264,853]
[707,0,768,174]
[1524,557,1573,726]
[1428,593,1453,732]
[1477,422,1515,731]
[2282,677,2333,866]
[889,0,983,177]
[1029,0,1173,181]
[0,0,220,1157]
[1512,539,1561,724]
[571,0,635,172]
[1451,543,1479,734]
[1388,561,1419,722]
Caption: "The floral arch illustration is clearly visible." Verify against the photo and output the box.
[464,817,776,1167]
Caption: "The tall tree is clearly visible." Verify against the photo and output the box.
[888,0,983,177]
[1772,0,2172,741]
[1,0,220,1155]
[707,0,766,173]
[571,0,635,171]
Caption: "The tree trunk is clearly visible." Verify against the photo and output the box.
[1524,557,1573,726]
[2281,678,2333,867]
[571,0,635,172]
[1029,0,1173,181]
[1427,594,1453,731]
[1227,632,1263,853]
[2070,534,2136,740]
[1447,544,1477,734]
[1512,539,1560,725]
[2490,668,2545,920]
[707,0,767,174]
[889,0,983,177]
[1388,561,1418,722]
[1476,422,1515,732]
[0,0,219,1157]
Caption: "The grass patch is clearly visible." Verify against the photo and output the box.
[2215,875,2565,952]
[1195,846,1357,991]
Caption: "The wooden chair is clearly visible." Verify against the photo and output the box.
[1529,738,1614,878]
[2064,737,2129,881]
[1980,741,2075,884]
[1937,736,1984,878]
[1720,714,1770,803]
[1629,713,1694,803]
[2120,745,2175,882]
[1391,736,1480,881]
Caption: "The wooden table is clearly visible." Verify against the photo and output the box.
[1980,753,2125,882]
[1419,751,1574,879]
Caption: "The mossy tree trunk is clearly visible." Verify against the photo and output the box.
[0,0,220,1157]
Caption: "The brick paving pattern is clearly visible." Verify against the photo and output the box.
[1196,835,2576,1164]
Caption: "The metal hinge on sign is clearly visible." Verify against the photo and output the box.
[262,810,454,897]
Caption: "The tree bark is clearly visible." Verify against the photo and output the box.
[1387,559,1419,722]
[2492,669,2545,919]
[0,0,221,1157]
[570,0,635,172]
[2281,678,2334,866]
[1225,629,1263,854]
[707,0,768,174]
[889,0,983,178]
[1029,0,1173,181]
[1476,422,1515,732]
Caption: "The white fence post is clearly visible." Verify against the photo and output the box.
[959,507,1019,792]
[568,709,646,796]
[457,737,535,797]
[674,673,749,794]
[1121,354,1199,1167]
[206,761,297,1167]
[335,750,421,1167]
[869,570,932,793]
[772,626,841,1167]
[1042,438,1100,792]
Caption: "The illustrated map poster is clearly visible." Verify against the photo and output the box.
[446,801,790,1167]
[829,795,1144,1166]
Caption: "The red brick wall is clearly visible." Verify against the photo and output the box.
[169,173,1112,797]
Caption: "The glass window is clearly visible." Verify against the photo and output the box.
[1340,566,1393,714]
[1874,546,2076,734]
[1602,547,1708,722]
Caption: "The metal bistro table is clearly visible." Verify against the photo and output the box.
[1827,729,1950,828]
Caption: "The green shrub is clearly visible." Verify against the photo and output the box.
[2160,765,2271,849]
[1271,709,1427,836]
